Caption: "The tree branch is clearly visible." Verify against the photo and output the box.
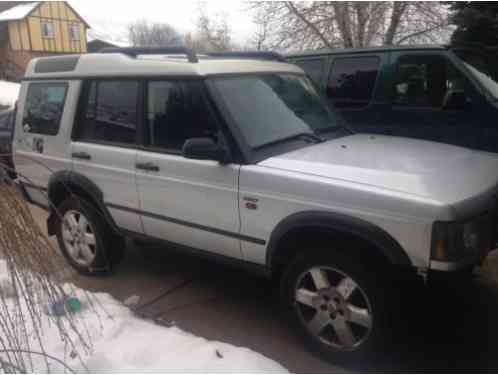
[395,23,448,44]
[285,2,333,49]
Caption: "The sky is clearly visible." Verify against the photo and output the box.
[69,0,256,46]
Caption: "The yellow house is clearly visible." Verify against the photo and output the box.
[0,1,90,81]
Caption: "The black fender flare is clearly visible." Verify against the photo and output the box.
[266,211,412,268]
[47,171,121,236]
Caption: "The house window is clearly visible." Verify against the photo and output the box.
[68,24,80,41]
[41,21,54,39]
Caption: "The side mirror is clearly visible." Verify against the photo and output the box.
[182,138,228,163]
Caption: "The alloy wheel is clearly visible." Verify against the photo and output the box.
[61,210,97,267]
[294,266,373,351]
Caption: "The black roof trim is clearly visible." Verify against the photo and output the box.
[285,44,447,58]
[203,51,286,62]
[100,46,199,63]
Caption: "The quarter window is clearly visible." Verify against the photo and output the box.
[77,81,138,145]
[146,81,217,151]
[41,21,54,39]
[327,56,380,108]
[23,82,67,135]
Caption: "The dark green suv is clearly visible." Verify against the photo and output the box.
[287,45,498,152]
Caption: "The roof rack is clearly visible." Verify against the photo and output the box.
[203,51,286,62]
[99,46,199,63]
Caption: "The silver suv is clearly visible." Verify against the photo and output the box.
[13,47,498,359]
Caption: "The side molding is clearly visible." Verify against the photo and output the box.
[266,211,412,268]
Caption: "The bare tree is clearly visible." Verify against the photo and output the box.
[248,2,451,51]
[128,20,183,47]
[247,7,271,51]
[185,4,233,52]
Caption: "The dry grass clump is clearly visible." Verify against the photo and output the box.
[0,182,98,373]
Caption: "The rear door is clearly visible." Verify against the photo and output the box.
[71,80,143,234]
[136,79,241,259]
[325,53,389,134]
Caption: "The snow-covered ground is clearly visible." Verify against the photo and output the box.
[0,260,287,372]
[0,81,20,108]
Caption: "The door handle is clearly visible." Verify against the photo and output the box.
[136,162,160,172]
[72,151,91,160]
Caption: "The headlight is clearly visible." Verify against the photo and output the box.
[431,216,491,262]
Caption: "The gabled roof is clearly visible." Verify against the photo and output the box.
[0,1,90,28]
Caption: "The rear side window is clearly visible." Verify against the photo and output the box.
[294,59,325,86]
[327,56,380,108]
[76,80,138,145]
[23,82,67,135]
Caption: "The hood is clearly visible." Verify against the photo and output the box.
[259,134,498,208]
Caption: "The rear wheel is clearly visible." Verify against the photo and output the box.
[56,197,125,275]
[281,251,392,361]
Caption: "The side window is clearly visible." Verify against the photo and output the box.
[327,56,380,108]
[294,59,324,86]
[77,80,138,145]
[393,55,469,110]
[146,80,217,151]
[23,82,67,135]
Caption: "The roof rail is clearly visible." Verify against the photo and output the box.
[99,46,199,63]
[203,51,286,62]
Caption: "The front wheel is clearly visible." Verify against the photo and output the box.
[281,252,392,361]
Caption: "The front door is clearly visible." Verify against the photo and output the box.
[136,80,242,259]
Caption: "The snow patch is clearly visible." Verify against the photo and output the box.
[0,260,287,372]
[0,2,40,22]
[0,81,20,108]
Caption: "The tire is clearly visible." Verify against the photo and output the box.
[281,251,393,362]
[55,196,125,275]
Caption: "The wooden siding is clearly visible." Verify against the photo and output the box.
[7,1,87,53]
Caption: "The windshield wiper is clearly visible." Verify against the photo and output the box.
[258,132,324,149]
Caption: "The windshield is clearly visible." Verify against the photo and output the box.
[454,51,498,100]
[211,74,339,148]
